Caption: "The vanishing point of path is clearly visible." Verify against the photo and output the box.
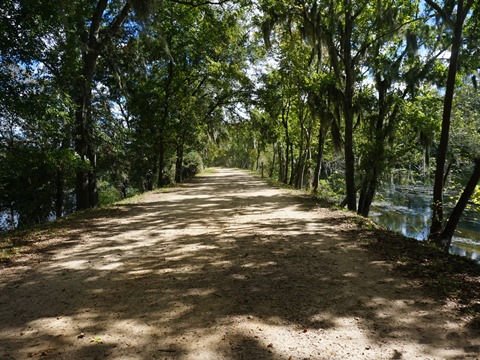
[1,168,479,359]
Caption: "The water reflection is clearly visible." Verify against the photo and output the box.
[370,185,480,263]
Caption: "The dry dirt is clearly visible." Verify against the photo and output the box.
[1,168,479,360]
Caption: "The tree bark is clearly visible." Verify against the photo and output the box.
[358,167,379,217]
[281,98,291,184]
[175,142,184,183]
[278,143,284,182]
[256,145,261,171]
[429,0,466,238]
[158,60,173,187]
[342,0,356,211]
[74,62,95,210]
[269,142,276,178]
[313,116,327,192]
[357,70,389,217]
[157,138,166,187]
[295,110,306,189]
[289,142,295,186]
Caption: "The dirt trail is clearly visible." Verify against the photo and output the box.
[1,168,479,360]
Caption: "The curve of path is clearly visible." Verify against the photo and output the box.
[1,168,479,359]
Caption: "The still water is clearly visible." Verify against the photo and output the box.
[370,185,480,263]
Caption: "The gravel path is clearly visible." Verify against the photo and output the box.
[1,168,479,359]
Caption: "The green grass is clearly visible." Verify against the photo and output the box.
[199,167,218,175]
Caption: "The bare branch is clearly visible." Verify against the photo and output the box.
[424,0,455,28]
[98,1,132,50]
[89,0,108,47]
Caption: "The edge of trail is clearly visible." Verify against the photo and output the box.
[0,167,479,360]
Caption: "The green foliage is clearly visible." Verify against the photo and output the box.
[1,0,480,242]
[314,179,342,204]
[471,186,480,209]
[450,82,480,164]
[182,151,204,180]
[97,180,124,207]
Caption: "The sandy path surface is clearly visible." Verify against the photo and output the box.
[1,168,479,360]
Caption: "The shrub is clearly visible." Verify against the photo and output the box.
[98,180,123,206]
[182,151,203,180]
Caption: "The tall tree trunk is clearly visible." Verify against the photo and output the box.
[289,142,295,186]
[175,142,184,183]
[55,128,71,218]
[296,148,304,189]
[295,120,305,189]
[74,56,95,210]
[278,143,284,182]
[357,71,389,217]
[157,138,165,187]
[158,60,173,187]
[302,125,312,190]
[281,99,291,184]
[313,120,326,192]
[284,141,289,184]
[429,0,467,238]
[342,0,356,211]
[256,145,261,171]
[269,143,276,178]
[357,166,379,217]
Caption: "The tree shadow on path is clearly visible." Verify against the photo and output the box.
[0,168,479,359]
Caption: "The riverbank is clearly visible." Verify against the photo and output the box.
[370,184,480,263]
[1,168,479,359]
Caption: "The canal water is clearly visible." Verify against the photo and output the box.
[370,185,480,263]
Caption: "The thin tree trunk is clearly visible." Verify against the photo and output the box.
[157,138,165,187]
[278,143,284,182]
[74,68,93,210]
[289,143,295,187]
[284,141,289,184]
[281,99,291,184]
[295,133,304,188]
[343,0,356,211]
[269,143,276,178]
[175,142,184,183]
[313,122,326,192]
[430,0,466,238]
[256,145,261,171]
[439,159,480,251]
[158,60,173,187]
[302,127,312,190]
[296,147,304,189]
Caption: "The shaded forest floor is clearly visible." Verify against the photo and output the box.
[1,168,479,360]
